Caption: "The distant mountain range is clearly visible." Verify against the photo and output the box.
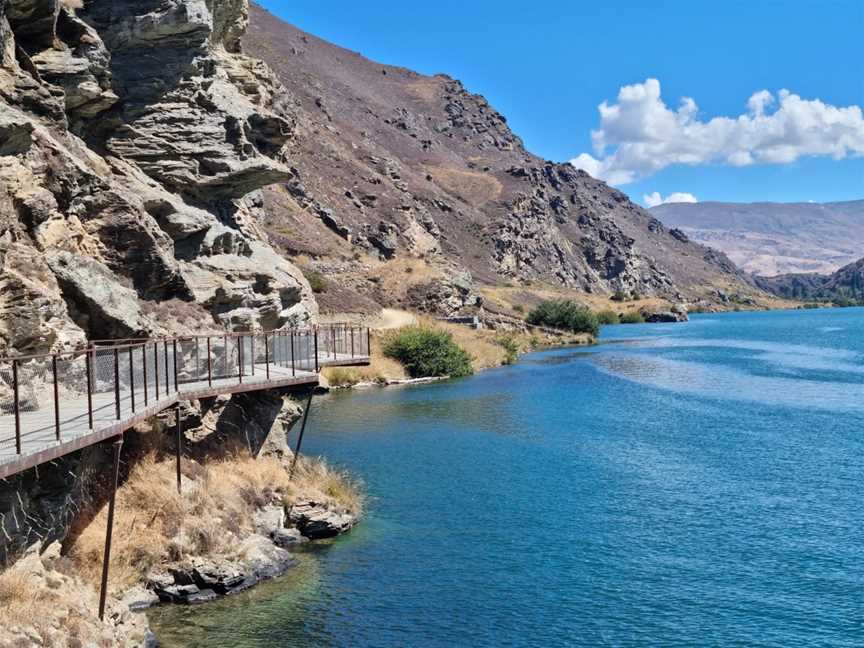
[754,257,864,305]
[650,200,864,276]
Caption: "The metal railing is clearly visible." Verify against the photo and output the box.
[0,324,370,463]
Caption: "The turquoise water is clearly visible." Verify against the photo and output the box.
[150,308,864,647]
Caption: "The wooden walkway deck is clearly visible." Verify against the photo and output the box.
[0,326,370,479]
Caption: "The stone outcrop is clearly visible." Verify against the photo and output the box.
[1,542,156,647]
[0,0,317,358]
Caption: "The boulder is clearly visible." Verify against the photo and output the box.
[288,498,357,540]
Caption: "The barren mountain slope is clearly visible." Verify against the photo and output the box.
[755,257,864,303]
[244,4,763,315]
[652,200,864,276]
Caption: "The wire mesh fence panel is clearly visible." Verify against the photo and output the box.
[0,324,368,470]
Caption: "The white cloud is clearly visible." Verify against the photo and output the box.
[571,78,864,185]
[643,191,698,208]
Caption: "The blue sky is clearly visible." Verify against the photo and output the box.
[258,1,863,206]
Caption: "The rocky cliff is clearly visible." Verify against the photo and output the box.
[0,0,317,361]
[243,3,762,316]
[755,257,864,304]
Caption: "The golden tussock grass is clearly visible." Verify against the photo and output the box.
[0,569,46,627]
[69,450,363,593]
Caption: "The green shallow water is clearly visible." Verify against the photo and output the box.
[150,308,864,647]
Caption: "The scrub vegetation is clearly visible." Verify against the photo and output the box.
[526,300,601,336]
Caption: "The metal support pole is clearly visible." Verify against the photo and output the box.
[207,337,212,387]
[264,333,270,380]
[195,338,200,380]
[250,335,254,376]
[85,351,94,430]
[351,327,355,358]
[289,390,315,480]
[52,355,60,440]
[314,328,319,372]
[98,435,123,621]
[113,348,120,420]
[290,331,296,377]
[238,336,243,384]
[332,326,337,360]
[367,327,371,356]
[175,404,182,495]
[12,360,21,454]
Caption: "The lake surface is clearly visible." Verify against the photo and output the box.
[150,308,864,647]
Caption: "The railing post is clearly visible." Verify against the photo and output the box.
[142,346,148,406]
[314,328,319,372]
[52,355,60,441]
[332,326,336,360]
[238,336,243,384]
[163,341,169,396]
[264,333,270,380]
[367,327,371,356]
[195,338,200,380]
[173,339,178,392]
[250,335,254,376]
[98,435,123,621]
[290,331,295,377]
[207,337,212,387]
[224,335,228,378]
[154,342,160,399]
[128,348,135,414]
[12,360,21,455]
[350,326,355,358]
[113,348,120,420]
[85,351,94,430]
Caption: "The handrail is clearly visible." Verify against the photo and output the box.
[0,324,371,471]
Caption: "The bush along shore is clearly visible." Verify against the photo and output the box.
[0,393,363,647]
[321,302,691,390]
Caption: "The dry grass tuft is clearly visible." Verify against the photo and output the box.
[289,456,365,516]
[69,449,363,591]
[0,569,45,627]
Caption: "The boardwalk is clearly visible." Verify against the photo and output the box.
[0,325,370,479]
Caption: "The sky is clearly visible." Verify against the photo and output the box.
[258,1,863,207]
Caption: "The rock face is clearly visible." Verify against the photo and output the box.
[755,257,864,304]
[1,542,155,646]
[0,0,317,359]
[243,5,763,316]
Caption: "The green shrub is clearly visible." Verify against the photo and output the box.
[495,335,519,365]
[382,326,473,378]
[611,290,629,302]
[619,311,645,324]
[525,300,600,336]
[304,270,328,294]
[512,304,524,314]
[596,309,620,325]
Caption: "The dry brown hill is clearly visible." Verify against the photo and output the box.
[244,4,766,316]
